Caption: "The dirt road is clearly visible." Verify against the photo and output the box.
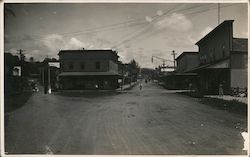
[5,82,247,155]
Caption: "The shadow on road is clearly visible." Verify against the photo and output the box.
[5,91,33,113]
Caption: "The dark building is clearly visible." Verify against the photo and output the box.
[159,52,199,90]
[192,20,248,94]
[58,49,120,90]
[176,52,199,72]
[4,53,20,77]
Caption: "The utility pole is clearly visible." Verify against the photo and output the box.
[218,3,220,25]
[16,49,25,61]
[171,50,177,70]
[16,49,25,76]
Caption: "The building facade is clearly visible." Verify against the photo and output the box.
[176,52,199,72]
[193,20,247,94]
[58,49,120,90]
[161,52,199,90]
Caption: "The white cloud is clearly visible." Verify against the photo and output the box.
[66,37,85,49]
[41,34,64,52]
[155,13,193,32]
[145,16,153,22]
[200,26,213,38]
[156,10,163,16]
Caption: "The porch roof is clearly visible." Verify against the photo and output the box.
[59,71,120,76]
[188,59,230,72]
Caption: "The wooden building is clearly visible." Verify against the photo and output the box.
[58,49,120,90]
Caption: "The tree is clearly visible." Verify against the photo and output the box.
[127,59,140,81]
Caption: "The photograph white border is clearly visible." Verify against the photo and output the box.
[0,0,249,157]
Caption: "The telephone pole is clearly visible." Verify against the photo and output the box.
[16,49,25,76]
[16,49,25,61]
[172,50,177,70]
[218,3,220,25]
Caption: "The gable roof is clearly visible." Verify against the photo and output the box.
[176,51,198,61]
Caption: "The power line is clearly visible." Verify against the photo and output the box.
[113,4,217,48]
[6,3,240,50]
[113,5,181,48]
[9,20,147,42]
[113,3,239,48]
[7,4,215,43]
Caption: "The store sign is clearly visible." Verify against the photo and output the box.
[48,62,60,68]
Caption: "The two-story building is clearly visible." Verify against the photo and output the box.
[162,52,199,89]
[58,49,120,90]
[176,52,199,72]
[191,20,248,94]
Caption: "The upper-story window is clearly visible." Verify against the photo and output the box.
[61,63,64,70]
[69,62,74,70]
[81,62,85,69]
[96,61,100,70]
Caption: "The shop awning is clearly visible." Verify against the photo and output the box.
[59,71,120,76]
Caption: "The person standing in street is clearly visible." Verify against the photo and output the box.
[219,83,224,96]
[139,81,142,90]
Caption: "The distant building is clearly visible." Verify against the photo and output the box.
[58,49,120,90]
[4,53,20,77]
[176,52,199,72]
[192,20,248,94]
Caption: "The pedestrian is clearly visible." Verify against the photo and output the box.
[188,83,193,90]
[139,82,142,90]
[219,83,224,96]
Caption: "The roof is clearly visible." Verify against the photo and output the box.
[59,71,120,76]
[196,20,234,45]
[188,58,230,72]
[58,49,118,56]
[160,72,197,78]
[176,52,198,60]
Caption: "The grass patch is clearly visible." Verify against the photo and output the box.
[199,97,247,116]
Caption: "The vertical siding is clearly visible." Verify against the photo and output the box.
[62,60,109,72]
[198,24,233,65]
[230,52,248,89]
[230,69,247,89]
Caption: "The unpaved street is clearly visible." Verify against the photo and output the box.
[5,82,247,155]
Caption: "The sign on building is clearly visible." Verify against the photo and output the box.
[48,62,60,68]
[13,66,21,76]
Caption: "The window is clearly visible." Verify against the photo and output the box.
[81,62,85,69]
[96,62,100,69]
[69,62,74,69]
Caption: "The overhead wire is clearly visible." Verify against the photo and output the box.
[113,3,240,49]
[7,3,215,43]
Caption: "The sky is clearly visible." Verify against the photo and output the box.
[4,3,248,68]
